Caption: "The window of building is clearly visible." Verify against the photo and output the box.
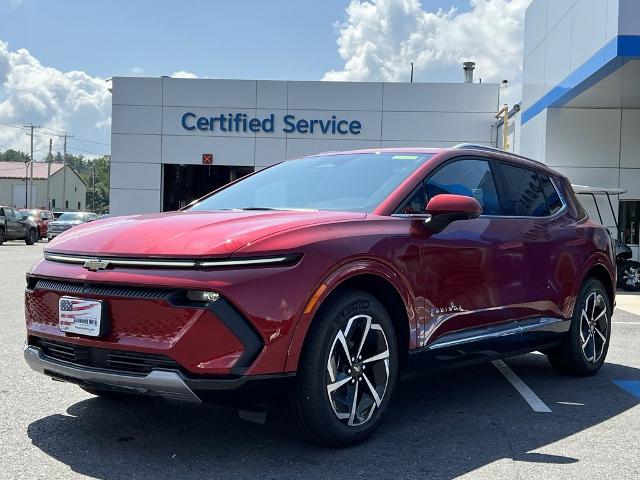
[619,200,640,246]
[500,163,549,217]
[51,199,56,208]
[65,200,69,209]
[78,201,81,210]
[425,159,501,215]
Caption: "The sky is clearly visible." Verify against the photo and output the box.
[0,0,530,159]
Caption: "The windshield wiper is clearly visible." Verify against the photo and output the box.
[238,207,282,211]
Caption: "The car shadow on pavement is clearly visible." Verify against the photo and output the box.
[27,355,640,480]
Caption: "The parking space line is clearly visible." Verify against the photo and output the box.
[613,380,640,399]
[492,360,552,413]
[612,321,640,325]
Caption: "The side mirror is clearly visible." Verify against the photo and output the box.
[424,194,482,233]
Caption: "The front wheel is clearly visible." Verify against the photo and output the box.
[25,228,37,245]
[547,277,611,376]
[0,228,4,245]
[291,290,398,447]
[618,260,640,292]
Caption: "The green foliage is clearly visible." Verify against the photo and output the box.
[0,148,111,214]
[0,149,30,162]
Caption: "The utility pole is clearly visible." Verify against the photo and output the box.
[92,162,96,212]
[62,134,69,211]
[410,62,414,83]
[23,124,40,209]
[46,138,52,210]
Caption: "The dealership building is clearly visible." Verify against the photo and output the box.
[109,0,640,260]
[109,78,501,214]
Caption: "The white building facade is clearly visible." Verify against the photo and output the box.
[0,162,86,211]
[519,0,640,259]
[110,78,501,215]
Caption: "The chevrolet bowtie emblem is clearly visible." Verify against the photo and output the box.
[83,259,110,272]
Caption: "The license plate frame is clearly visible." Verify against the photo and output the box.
[58,296,105,337]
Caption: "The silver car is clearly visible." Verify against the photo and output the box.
[47,212,98,240]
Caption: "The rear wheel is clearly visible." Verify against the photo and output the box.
[618,260,640,292]
[547,277,611,376]
[0,228,4,245]
[25,228,37,245]
[291,290,398,446]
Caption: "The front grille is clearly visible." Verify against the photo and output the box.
[31,337,183,375]
[34,279,172,300]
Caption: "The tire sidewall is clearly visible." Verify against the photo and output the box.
[567,278,611,374]
[26,228,36,245]
[298,290,399,445]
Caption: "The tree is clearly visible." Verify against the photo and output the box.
[0,149,30,162]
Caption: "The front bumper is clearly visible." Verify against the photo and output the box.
[25,345,201,402]
[24,344,295,404]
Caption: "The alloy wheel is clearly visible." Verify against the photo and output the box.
[622,265,640,288]
[326,314,390,427]
[579,291,608,363]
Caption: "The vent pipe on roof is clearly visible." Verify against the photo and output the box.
[463,62,475,83]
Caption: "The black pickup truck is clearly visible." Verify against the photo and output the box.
[0,206,39,245]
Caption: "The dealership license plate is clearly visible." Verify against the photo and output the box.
[58,296,103,337]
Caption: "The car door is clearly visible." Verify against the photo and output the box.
[498,163,582,326]
[5,208,19,238]
[12,209,28,237]
[408,157,527,351]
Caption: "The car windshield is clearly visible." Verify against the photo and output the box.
[189,153,433,213]
[58,212,86,222]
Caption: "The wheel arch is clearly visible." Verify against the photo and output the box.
[284,260,416,373]
[576,256,615,310]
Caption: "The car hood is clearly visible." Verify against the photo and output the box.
[46,210,366,257]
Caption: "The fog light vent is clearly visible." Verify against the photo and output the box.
[187,290,220,302]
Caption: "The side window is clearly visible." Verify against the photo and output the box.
[6,209,15,219]
[500,163,549,217]
[539,175,563,215]
[395,182,427,214]
[425,159,501,215]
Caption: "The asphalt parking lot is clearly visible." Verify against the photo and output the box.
[2,242,640,479]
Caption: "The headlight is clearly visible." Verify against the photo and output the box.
[187,290,220,302]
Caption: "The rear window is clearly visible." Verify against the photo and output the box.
[500,163,549,217]
[539,175,563,214]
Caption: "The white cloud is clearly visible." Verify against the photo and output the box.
[0,40,111,158]
[171,70,198,79]
[129,66,145,76]
[324,0,530,105]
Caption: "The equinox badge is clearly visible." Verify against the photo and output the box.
[83,259,110,272]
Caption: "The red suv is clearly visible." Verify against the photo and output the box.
[24,146,616,446]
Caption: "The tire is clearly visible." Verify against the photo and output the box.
[80,386,134,399]
[0,228,4,245]
[546,277,611,376]
[618,260,640,292]
[25,228,37,245]
[290,289,399,447]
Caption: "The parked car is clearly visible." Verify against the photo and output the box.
[0,205,38,245]
[572,185,640,292]
[47,211,98,240]
[24,145,616,446]
[19,209,55,240]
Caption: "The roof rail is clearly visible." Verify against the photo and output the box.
[451,143,547,166]
[452,143,503,153]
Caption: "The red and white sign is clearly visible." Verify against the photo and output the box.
[58,296,103,337]
[202,153,213,165]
